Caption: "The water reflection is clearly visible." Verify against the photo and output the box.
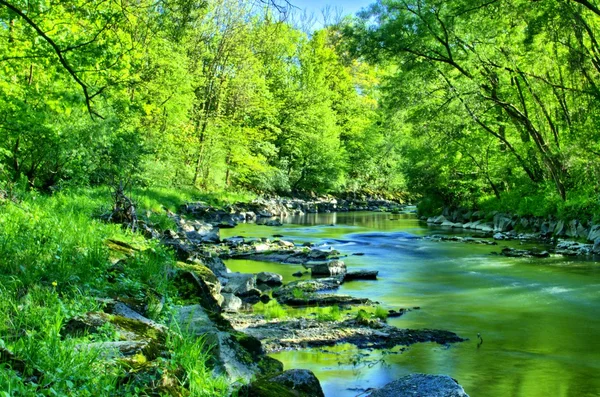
[222,213,600,397]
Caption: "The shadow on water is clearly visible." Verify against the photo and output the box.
[222,212,600,397]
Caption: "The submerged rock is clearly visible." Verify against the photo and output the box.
[499,247,550,258]
[368,374,469,397]
[344,270,378,280]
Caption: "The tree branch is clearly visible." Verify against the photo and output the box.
[0,0,104,119]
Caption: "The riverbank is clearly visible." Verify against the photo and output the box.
[0,188,469,396]
[423,208,600,257]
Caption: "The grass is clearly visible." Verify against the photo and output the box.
[314,305,342,322]
[373,306,388,320]
[0,186,240,396]
[253,300,288,320]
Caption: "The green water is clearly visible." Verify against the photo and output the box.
[222,212,600,397]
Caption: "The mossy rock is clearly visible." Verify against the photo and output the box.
[257,356,284,377]
[172,268,223,312]
[175,262,218,286]
[239,369,324,397]
[232,331,263,358]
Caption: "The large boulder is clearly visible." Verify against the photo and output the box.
[221,293,243,312]
[593,238,600,254]
[172,262,224,310]
[368,374,469,397]
[311,260,347,276]
[240,369,325,397]
[588,224,600,242]
[223,273,259,297]
[173,305,275,382]
[493,213,513,232]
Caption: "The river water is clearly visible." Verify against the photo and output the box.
[221,212,600,397]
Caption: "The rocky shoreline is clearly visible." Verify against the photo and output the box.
[424,208,600,257]
[86,195,472,396]
[153,197,470,395]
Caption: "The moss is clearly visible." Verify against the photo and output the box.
[232,332,263,358]
[257,356,284,377]
[175,262,218,285]
[107,314,165,359]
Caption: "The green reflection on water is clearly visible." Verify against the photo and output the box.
[222,213,600,397]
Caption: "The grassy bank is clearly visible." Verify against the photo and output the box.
[0,186,252,396]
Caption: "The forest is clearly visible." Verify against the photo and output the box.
[1,0,600,396]
[1,0,599,217]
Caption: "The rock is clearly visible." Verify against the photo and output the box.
[256,272,283,286]
[260,294,271,303]
[493,213,513,232]
[555,239,594,256]
[223,273,257,296]
[308,248,340,260]
[265,219,283,227]
[428,215,447,224]
[344,270,378,280]
[63,309,166,360]
[258,210,273,217]
[172,263,224,310]
[475,222,494,232]
[269,370,325,397]
[221,293,243,313]
[179,219,220,243]
[229,316,465,353]
[493,233,506,240]
[173,305,268,382]
[387,308,408,318]
[80,341,150,358]
[593,238,600,254]
[588,224,600,242]
[311,260,347,276]
[368,374,469,397]
[240,369,325,397]
[292,271,303,277]
[554,220,566,237]
[500,247,550,258]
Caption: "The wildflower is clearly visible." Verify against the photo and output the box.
[52,281,57,287]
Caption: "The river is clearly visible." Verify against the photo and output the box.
[221,211,600,397]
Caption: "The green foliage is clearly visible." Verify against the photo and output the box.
[354,309,371,325]
[315,305,342,322]
[165,332,229,396]
[373,306,388,321]
[253,300,288,320]
[346,0,600,211]
[0,188,232,395]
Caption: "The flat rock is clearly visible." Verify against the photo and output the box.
[368,373,469,397]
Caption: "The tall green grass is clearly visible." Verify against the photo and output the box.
[0,186,241,396]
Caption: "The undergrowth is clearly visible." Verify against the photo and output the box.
[0,187,237,396]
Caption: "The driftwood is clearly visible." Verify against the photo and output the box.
[104,183,137,231]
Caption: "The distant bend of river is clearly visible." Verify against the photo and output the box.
[222,212,600,397]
